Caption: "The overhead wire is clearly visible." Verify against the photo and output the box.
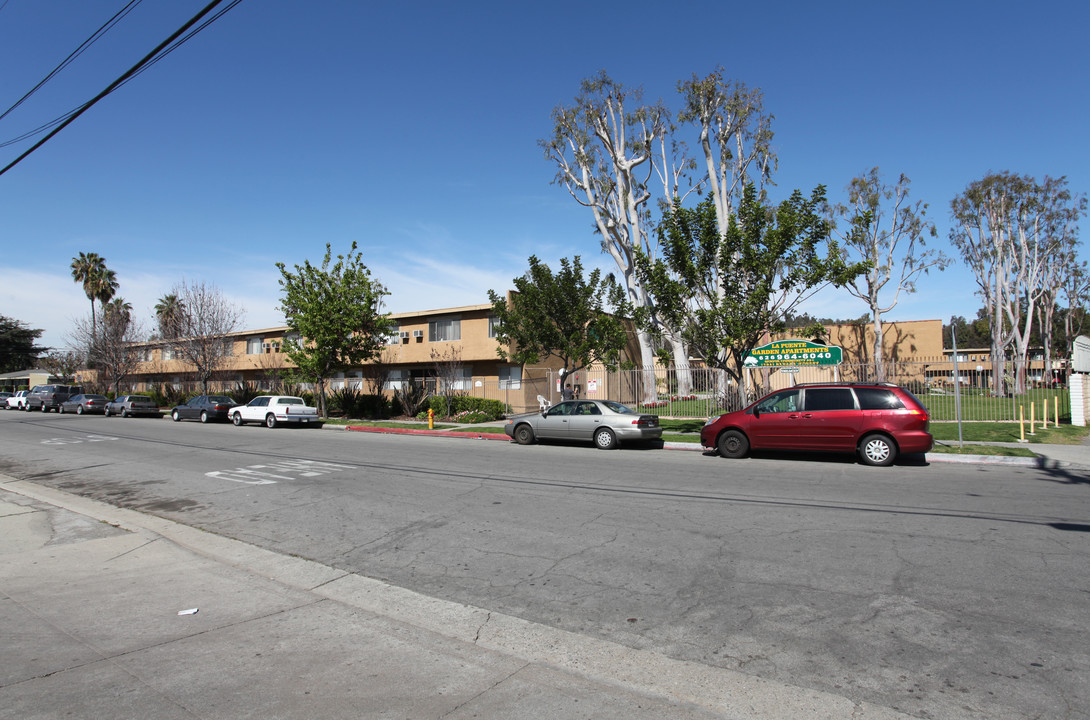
[0,0,145,124]
[0,0,242,176]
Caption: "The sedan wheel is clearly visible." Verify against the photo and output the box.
[859,433,896,467]
[265,414,277,429]
[232,412,243,426]
[76,405,84,415]
[514,424,535,445]
[594,427,617,450]
[58,405,65,414]
[104,407,111,417]
[122,409,130,418]
[200,410,209,424]
[717,430,749,459]
[171,409,181,422]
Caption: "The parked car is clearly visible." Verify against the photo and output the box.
[0,392,11,402]
[230,395,319,428]
[504,399,662,450]
[700,382,933,467]
[105,395,161,418]
[171,395,238,423]
[59,394,108,415]
[26,384,83,412]
[6,390,29,410]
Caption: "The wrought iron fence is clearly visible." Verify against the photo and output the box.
[539,360,1072,424]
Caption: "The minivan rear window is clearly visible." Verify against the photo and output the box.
[855,387,905,410]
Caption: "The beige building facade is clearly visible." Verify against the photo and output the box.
[116,301,643,414]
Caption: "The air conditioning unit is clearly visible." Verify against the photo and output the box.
[262,342,279,353]
[400,331,410,344]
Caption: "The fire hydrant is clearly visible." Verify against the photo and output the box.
[428,407,434,430]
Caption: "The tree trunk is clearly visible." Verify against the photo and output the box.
[669,335,692,396]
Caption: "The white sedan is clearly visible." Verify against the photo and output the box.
[230,395,319,428]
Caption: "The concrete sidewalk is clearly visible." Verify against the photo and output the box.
[0,476,920,720]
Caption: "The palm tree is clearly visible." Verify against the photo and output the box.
[92,267,120,311]
[70,252,107,332]
[154,293,186,339]
[104,297,133,326]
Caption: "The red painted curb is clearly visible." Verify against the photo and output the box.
[344,425,511,441]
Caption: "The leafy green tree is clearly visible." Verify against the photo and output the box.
[635,184,864,403]
[276,242,394,418]
[0,315,46,372]
[488,255,630,384]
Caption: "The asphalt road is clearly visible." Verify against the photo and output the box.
[1,410,1087,720]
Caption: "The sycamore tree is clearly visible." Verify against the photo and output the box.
[831,168,949,381]
[277,242,394,418]
[488,256,630,387]
[635,184,864,406]
[170,280,245,395]
[67,300,145,395]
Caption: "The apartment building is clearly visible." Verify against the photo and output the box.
[119,301,643,414]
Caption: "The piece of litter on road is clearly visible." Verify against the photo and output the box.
[177,608,199,615]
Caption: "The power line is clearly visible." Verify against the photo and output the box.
[0,0,145,124]
[0,0,241,177]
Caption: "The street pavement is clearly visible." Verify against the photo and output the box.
[2,425,1087,720]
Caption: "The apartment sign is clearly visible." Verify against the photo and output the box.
[744,340,843,367]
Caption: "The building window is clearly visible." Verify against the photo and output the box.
[498,365,522,389]
[386,326,401,345]
[488,315,499,338]
[247,337,263,355]
[384,369,404,391]
[162,346,174,361]
[428,318,461,342]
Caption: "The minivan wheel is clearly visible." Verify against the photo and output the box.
[717,430,749,459]
[860,433,896,466]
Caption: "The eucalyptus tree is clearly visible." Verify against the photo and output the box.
[541,71,680,399]
[831,168,949,380]
[488,255,630,383]
[951,172,1085,394]
[277,242,394,418]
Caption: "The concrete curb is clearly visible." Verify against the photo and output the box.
[320,423,1066,468]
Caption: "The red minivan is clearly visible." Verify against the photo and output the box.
[700,382,933,466]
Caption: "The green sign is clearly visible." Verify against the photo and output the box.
[744,339,843,368]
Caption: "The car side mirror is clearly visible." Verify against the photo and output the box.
[752,407,760,419]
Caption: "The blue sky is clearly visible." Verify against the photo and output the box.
[2,0,1088,351]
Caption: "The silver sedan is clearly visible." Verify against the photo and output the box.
[504,399,662,449]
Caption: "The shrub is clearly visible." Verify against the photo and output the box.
[330,387,390,419]
[426,395,504,420]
